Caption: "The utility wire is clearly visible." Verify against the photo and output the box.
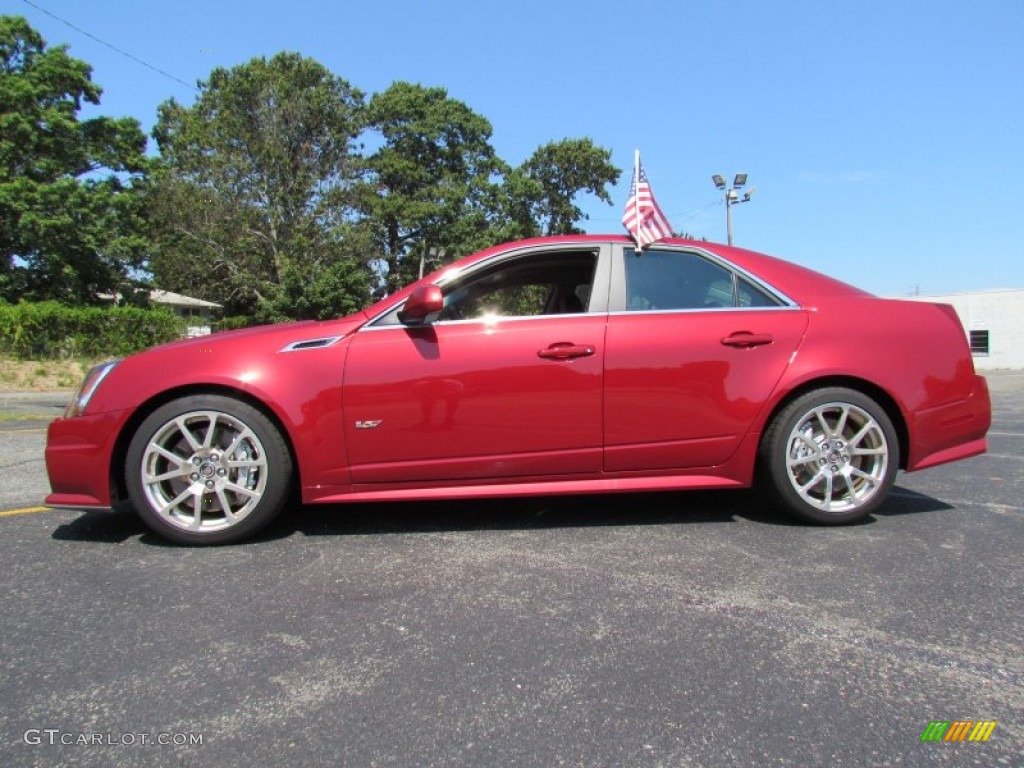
[21,0,199,92]
[587,198,722,225]
[673,198,722,223]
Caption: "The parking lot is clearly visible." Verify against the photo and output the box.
[0,374,1021,767]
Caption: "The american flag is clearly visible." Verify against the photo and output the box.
[621,160,673,249]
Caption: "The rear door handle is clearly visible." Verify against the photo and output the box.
[538,342,596,360]
[721,332,774,348]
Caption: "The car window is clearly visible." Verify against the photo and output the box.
[624,248,733,310]
[371,250,598,327]
[624,248,782,310]
[737,275,783,307]
[438,251,597,321]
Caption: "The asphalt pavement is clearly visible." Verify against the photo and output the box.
[0,374,1021,767]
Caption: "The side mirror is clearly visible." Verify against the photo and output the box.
[398,284,443,325]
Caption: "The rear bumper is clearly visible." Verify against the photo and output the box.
[44,409,128,509]
[906,374,991,472]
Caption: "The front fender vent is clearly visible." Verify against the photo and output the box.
[279,335,344,353]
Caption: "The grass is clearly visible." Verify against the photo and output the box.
[0,356,94,392]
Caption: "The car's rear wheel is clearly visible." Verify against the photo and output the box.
[125,395,293,544]
[760,388,898,525]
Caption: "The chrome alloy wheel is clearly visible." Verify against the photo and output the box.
[139,410,269,534]
[783,401,890,513]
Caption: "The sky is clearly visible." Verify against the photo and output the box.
[14,0,1024,296]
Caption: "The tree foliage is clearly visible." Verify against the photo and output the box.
[147,52,371,319]
[358,82,507,294]
[0,15,149,303]
[356,88,622,294]
[5,17,623,321]
[516,139,620,236]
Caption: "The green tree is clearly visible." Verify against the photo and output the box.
[515,138,620,236]
[672,230,707,241]
[359,82,506,294]
[0,15,149,303]
[148,52,371,320]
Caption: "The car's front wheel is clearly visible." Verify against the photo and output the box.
[760,387,899,525]
[125,395,293,544]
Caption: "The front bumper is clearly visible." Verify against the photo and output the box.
[44,409,129,510]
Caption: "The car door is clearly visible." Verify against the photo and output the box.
[603,245,807,471]
[343,244,611,485]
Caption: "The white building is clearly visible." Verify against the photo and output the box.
[902,289,1024,370]
[99,290,223,337]
[150,290,222,337]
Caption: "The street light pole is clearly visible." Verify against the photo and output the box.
[712,173,755,246]
[726,188,735,246]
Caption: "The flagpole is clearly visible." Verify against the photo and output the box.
[633,148,641,250]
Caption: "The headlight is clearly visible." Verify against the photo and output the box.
[64,360,120,418]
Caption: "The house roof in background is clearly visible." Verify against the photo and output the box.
[149,290,222,309]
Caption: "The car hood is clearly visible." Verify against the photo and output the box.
[77,312,370,417]
[146,314,369,355]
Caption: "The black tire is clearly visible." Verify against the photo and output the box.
[759,387,898,525]
[125,394,293,544]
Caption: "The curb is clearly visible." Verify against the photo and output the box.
[0,391,72,419]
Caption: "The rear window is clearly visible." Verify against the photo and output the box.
[624,249,783,310]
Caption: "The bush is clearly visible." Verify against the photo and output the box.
[0,301,187,360]
[211,315,263,333]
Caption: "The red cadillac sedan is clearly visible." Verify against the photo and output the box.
[45,236,991,544]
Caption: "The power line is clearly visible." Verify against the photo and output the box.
[21,0,199,92]
[587,198,722,225]
[673,199,722,223]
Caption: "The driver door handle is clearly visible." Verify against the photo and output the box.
[538,342,595,360]
[721,332,774,348]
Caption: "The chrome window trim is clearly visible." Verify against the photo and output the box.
[733,270,798,309]
[429,241,607,290]
[359,311,604,333]
[361,241,612,331]
[683,245,800,307]
[612,243,800,311]
[606,305,804,318]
